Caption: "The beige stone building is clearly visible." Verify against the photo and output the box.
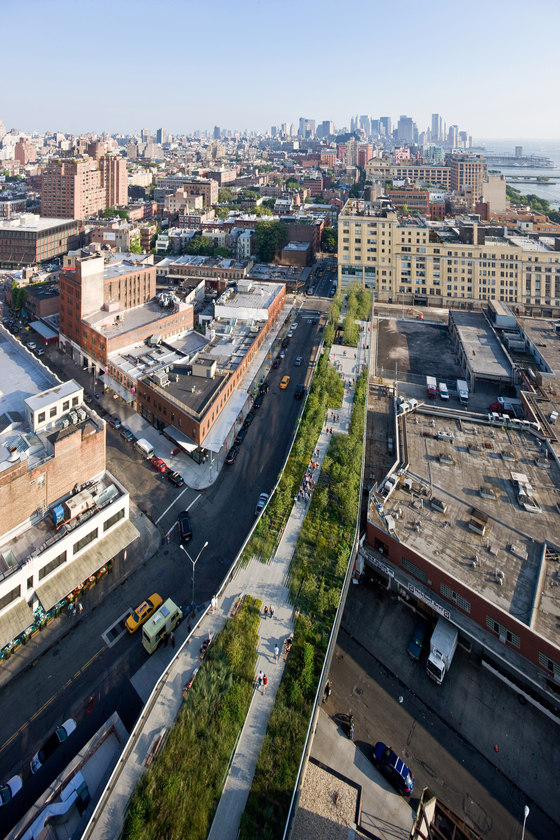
[337,199,560,316]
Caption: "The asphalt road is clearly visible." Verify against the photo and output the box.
[328,588,555,840]
[0,297,329,830]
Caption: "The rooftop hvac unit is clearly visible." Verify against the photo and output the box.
[60,417,70,429]
[69,410,79,424]
[76,408,87,422]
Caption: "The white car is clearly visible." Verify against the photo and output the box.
[30,718,77,774]
[255,492,269,516]
[0,774,22,806]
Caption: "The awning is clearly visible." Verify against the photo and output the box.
[202,391,248,453]
[0,600,36,649]
[29,320,59,341]
[35,519,139,611]
[99,373,135,404]
[163,425,198,453]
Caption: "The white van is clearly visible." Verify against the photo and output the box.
[135,438,154,459]
[438,382,449,400]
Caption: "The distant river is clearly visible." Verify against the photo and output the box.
[474,138,560,207]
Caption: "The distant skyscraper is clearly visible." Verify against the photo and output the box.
[397,115,415,143]
[271,125,277,137]
[156,127,167,144]
[298,118,315,139]
[359,115,371,136]
[431,113,442,143]
[213,125,221,139]
[448,124,458,148]
[141,128,151,143]
[379,116,392,138]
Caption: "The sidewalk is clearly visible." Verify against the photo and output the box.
[0,501,160,692]
[88,325,364,840]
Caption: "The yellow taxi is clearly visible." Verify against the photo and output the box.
[280,376,290,389]
[125,593,163,633]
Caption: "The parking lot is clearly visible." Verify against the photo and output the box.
[325,581,559,839]
[377,317,463,381]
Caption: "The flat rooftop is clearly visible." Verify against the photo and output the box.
[148,363,227,418]
[519,317,560,375]
[84,300,190,339]
[0,329,59,420]
[451,310,512,380]
[0,215,76,232]
[217,281,283,311]
[370,411,560,647]
[108,332,208,383]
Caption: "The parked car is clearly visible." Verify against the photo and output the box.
[0,774,22,807]
[178,510,192,542]
[226,444,240,464]
[281,337,290,349]
[30,719,77,774]
[84,394,93,404]
[167,471,185,487]
[109,415,121,429]
[294,356,302,366]
[253,396,263,409]
[243,410,255,428]
[279,349,286,359]
[33,347,45,357]
[295,384,306,400]
[125,593,163,633]
[290,322,298,330]
[372,741,414,796]
[280,376,290,389]
[272,357,281,369]
[254,492,269,516]
[150,456,168,473]
[235,427,247,445]
[120,427,135,442]
[407,620,428,661]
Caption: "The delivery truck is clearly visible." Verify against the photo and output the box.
[426,376,437,399]
[426,618,458,684]
[142,598,183,654]
[456,379,469,406]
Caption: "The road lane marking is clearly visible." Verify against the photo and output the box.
[155,485,193,524]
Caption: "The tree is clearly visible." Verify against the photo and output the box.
[11,281,28,311]
[102,207,117,218]
[129,236,142,254]
[218,187,233,203]
[286,178,300,191]
[252,204,273,217]
[322,227,337,253]
[255,221,289,262]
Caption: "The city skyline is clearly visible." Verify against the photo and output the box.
[3,0,559,138]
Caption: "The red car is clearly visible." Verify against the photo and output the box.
[150,456,168,473]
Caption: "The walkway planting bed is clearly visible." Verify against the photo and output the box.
[122,596,261,840]
[239,372,367,840]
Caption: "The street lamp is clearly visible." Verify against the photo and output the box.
[521,805,530,840]
[179,540,209,611]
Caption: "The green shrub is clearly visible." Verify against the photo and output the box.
[122,597,261,840]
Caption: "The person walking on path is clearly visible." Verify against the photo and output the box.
[171,633,176,648]
[77,601,83,615]
[263,674,268,694]
[270,605,274,618]
[274,644,279,662]
[257,670,263,691]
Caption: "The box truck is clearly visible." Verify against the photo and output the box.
[142,598,183,654]
[456,380,469,405]
[426,376,437,399]
[426,618,458,684]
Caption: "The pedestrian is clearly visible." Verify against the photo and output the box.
[164,633,169,646]
[264,605,269,618]
[68,601,74,617]
[77,601,83,614]
[274,644,279,662]
[270,606,274,619]
[257,670,263,690]
[171,633,176,648]
[263,674,268,694]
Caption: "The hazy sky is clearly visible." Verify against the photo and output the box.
[2,0,559,138]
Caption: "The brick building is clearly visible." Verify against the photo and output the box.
[98,155,128,208]
[41,159,105,219]
[0,214,82,268]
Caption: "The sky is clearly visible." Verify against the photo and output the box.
[2,0,560,139]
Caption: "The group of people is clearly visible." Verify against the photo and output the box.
[296,462,317,504]
[256,670,269,694]
[263,605,275,618]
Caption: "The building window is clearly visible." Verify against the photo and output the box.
[538,651,560,679]
[73,528,98,555]
[39,550,67,580]
[485,615,520,648]
[401,557,427,582]
[0,585,21,611]
[104,508,125,531]
[441,583,471,613]
[38,412,46,423]
[27,576,33,590]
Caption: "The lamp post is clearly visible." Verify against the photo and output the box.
[179,540,209,610]
[521,805,530,840]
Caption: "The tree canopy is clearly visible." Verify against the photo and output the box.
[321,226,337,253]
[255,221,289,262]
